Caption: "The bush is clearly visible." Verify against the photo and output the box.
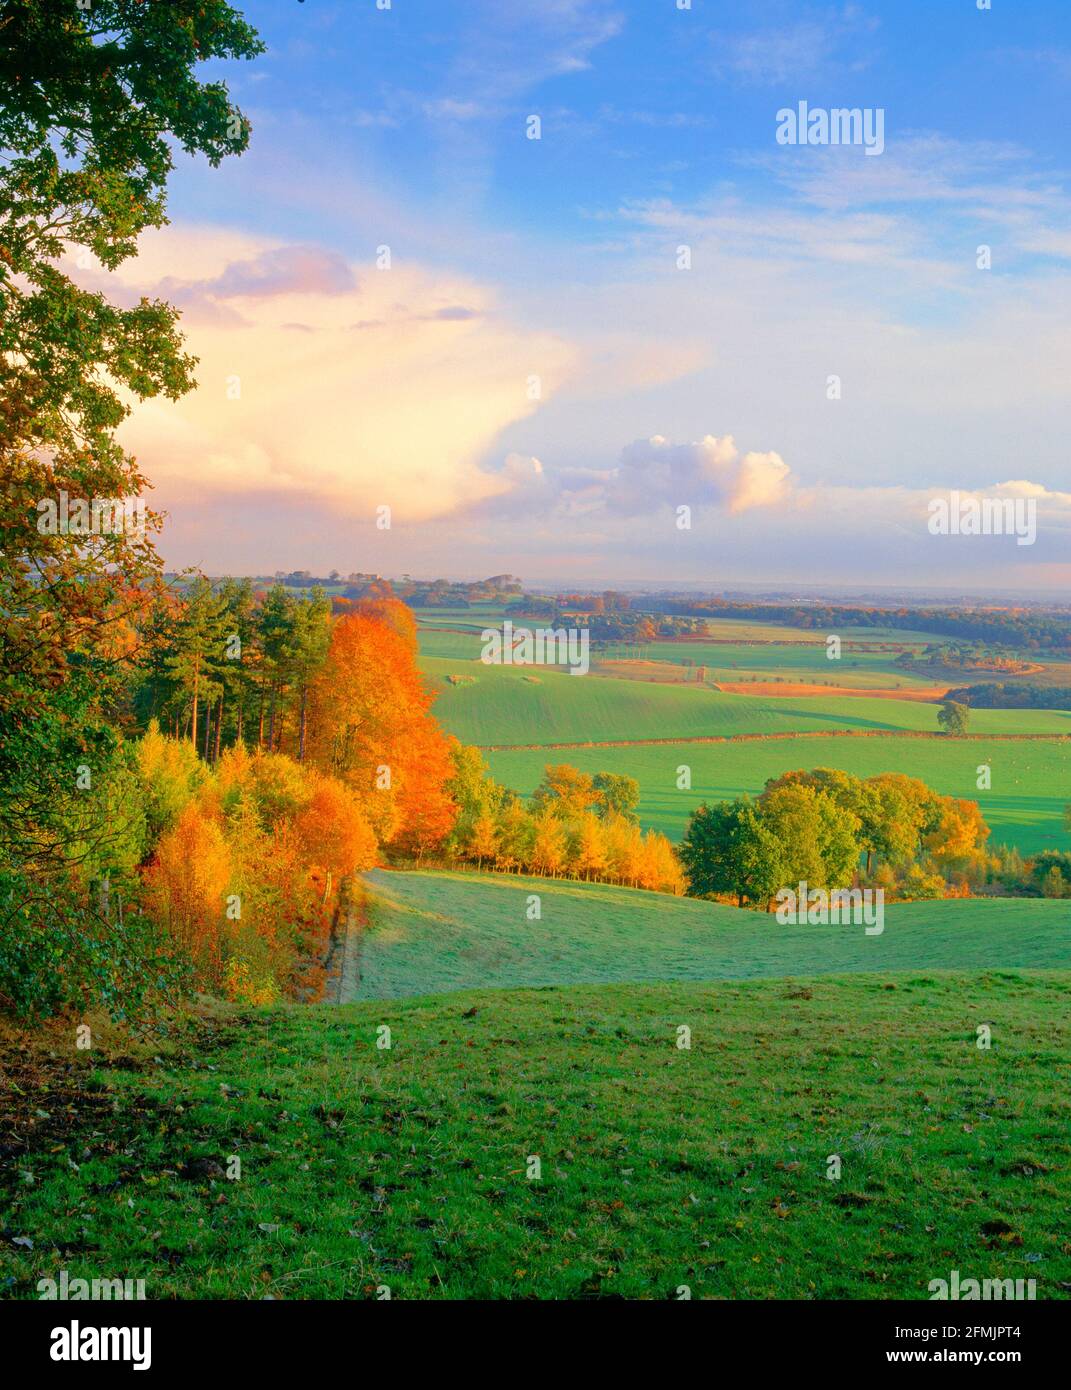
[0,869,187,1022]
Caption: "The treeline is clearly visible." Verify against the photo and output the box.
[126,728,377,1005]
[250,572,525,607]
[0,584,463,1016]
[895,642,1027,671]
[680,768,990,909]
[504,599,710,642]
[646,599,1071,653]
[441,757,683,893]
[945,682,1071,709]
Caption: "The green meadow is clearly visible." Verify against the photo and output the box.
[417,624,943,684]
[595,640,934,679]
[5,969,1068,1299]
[353,869,1071,1001]
[487,735,1071,854]
[423,658,1071,747]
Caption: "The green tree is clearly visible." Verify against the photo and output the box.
[257,585,295,750]
[1,2,262,741]
[1,0,262,465]
[1030,851,1071,897]
[161,578,230,752]
[0,1,262,1018]
[679,799,786,908]
[593,771,640,823]
[444,742,503,856]
[287,589,331,760]
[937,699,970,735]
[758,783,860,890]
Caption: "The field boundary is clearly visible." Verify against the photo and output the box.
[479,730,1071,751]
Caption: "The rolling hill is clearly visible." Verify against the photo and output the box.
[420,658,1071,747]
[7,967,1068,1299]
[349,869,1071,1001]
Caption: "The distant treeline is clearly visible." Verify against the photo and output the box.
[945,682,1071,709]
[643,600,1071,653]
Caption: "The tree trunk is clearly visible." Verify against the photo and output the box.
[214,693,224,761]
[299,684,308,762]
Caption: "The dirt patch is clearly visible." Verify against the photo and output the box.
[0,1006,245,1195]
[332,878,368,1004]
[595,660,705,684]
[714,681,953,701]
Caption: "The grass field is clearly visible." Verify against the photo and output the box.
[354,869,1071,1000]
[418,628,947,685]
[487,736,1071,854]
[596,641,936,681]
[422,659,1071,747]
[4,968,1068,1299]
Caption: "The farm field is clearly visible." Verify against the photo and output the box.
[421,658,1071,747]
[487,736,1071,854]
[417,624,945,680]
[4,969,1068,1299]
[416,614,1071,697]
[353,869,1071,1001]
[595,641,934,678]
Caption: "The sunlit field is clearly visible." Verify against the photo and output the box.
[352,869,1071,999]
[487,736,1071,854]
[4,969,1068,1300]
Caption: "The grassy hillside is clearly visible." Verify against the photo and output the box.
[487,736,1071,854]
[421,658,1071,747]
[4,971,1068,1299]
[354,870,1071,1001]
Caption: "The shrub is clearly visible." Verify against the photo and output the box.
[0,868,186,1022]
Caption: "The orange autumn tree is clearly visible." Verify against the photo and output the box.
[142,737,380,1003]
[143,802,232,984]
[305,610,457,852]
[294,772,379,902]
[355,594,419,653]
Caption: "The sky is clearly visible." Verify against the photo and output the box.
[98,0,1071,592]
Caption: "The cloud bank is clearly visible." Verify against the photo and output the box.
[106,228,575,523]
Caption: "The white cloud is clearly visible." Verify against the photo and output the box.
[612,434,792,514]
[107,227,577,523]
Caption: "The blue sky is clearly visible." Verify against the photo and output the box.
[118,0,1071,591]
